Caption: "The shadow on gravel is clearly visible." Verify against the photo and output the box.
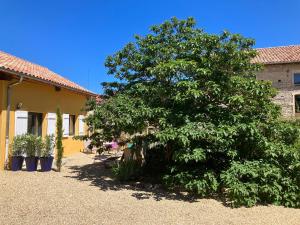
[65,156,198,203]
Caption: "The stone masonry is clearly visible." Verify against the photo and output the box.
[256,63,300,117]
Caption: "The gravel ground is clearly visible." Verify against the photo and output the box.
[0,152,300,225]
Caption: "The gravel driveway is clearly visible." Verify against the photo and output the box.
[0,152,299,225]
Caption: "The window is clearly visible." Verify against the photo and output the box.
[27,112,43,136]
[294,73,300,85]
[69,115,75,136]
[62,114,76,136]
[295,95,300,113]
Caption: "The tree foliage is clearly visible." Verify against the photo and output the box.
[87,17,300,207]
[56,107,64,172]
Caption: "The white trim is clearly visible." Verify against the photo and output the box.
[47,113,57,135]
[63,114,70,137]
[15,110,28,135]
[78,115,85,135]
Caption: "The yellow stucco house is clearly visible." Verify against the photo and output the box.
[0,51,95,170]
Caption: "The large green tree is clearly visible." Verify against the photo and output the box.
[87,18,300,207]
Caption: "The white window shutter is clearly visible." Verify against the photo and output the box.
[63,114,69,136]
[79,115,85,135]
[15,111,28,135]
[47,113,56,135]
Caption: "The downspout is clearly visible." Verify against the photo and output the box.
[4,76,24,169]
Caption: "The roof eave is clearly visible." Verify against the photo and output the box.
[257,61,300,65]
[0,67,97,97]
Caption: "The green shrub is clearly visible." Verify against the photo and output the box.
[24,135,35,157]
[56,108,64,171]
[41,135,55,157]
[112,160,141,181]
[164,170,219,196]
[11,135,26,156]
[221,161,281,207]
[35,136,44,157]
[221,159,300,208]
[23,134,43,157]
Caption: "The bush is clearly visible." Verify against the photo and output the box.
[11,135,26,156]
[221,159,300,208]
[23,134,43,157]
[161,120,300,207]
[112,160,141,181]
[35,136,44,157]
[24,134,35,157]
[41,135,55,157]
[164,170,219,196]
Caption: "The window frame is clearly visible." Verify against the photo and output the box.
[295,94,300,114]
[27,112,43,136]
[293,73,300,86]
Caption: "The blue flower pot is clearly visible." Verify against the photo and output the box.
[11,156,24,171]
[25,157,38,172]
[40,156,54,172]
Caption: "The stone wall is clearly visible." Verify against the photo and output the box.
[256,63,300,117]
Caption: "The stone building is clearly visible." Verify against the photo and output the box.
[253,45,300,117]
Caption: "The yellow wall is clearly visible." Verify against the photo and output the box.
[0,81,8,169]
[0,78,89,169]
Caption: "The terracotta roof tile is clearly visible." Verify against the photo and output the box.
[0,50,94,95]
[253,45,300,65]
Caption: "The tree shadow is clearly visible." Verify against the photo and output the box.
[65,155,275,208]
[64,157,198,203]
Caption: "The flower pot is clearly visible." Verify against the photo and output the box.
[11,156,24,171]
[40,156,54,172]
[25,157,38,172]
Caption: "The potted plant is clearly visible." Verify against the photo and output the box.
[40,135,55,172]
[24,135,43,172]
[10,135,26,171]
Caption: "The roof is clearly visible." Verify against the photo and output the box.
[0,50,94,95]
[253,45,300,65]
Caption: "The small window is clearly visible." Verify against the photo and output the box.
[69,115,76,136]
[28,112,43,136]
[295,95,300,113]
[294,73,300,85]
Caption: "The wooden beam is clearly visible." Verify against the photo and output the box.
[0,72,14,81]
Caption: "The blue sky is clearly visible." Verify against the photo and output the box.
[1,0,299,93]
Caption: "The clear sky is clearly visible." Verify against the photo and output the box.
[1,0,299,93]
